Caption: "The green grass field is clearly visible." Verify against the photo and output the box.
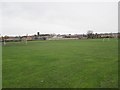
[2,39,118,88]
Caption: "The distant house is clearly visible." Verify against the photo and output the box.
[22,36,34,41]
[63,34,82,39]
[4,36,21,42]
[79,34,87,39]
[48,35,63,40]
[27,36,34,41]
[112,33,118,38]
[98,33,118,38]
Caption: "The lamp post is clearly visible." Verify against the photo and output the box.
[26,34,28,45]
[3,36,6,45]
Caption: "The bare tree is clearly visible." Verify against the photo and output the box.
[87,30,94,39]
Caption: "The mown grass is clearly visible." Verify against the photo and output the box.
[2,39,118,88]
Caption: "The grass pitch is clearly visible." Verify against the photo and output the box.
[2,39,118,88]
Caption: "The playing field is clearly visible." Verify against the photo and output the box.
[2,39,118,88]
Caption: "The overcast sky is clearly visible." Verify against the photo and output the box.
[0,2,118,36]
